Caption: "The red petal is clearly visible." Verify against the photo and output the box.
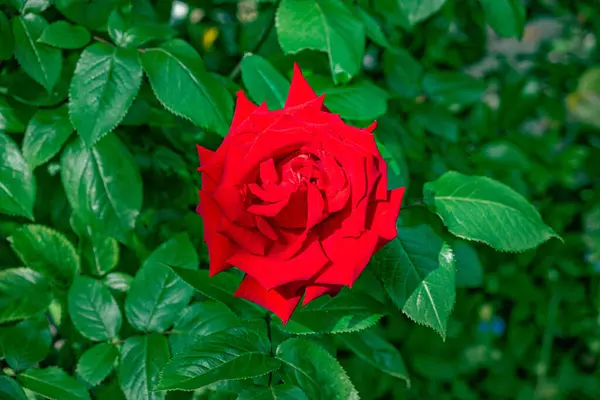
[369,187,405,241]
[234,276,302,323]
[285,63,318,108]
[229,238,329,290]
[302,284,342,306]
[198,191,233,275]
[196,145,214,167]
[230,91,258,132]
[316,231,379,287]
[260,158,280,185]
[217,216,268,256]
[365,121,377,133]
[255,216,278,241]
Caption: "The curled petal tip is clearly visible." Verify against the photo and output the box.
[365,121,378,133]
[285,63,318,108]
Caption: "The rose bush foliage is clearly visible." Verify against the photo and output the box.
[0,0,595,399]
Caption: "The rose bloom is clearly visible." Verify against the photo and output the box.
[196,64,405,323]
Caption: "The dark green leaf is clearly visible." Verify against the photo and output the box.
[0,376,27,400]
[338,329,410,385]
[0,316,52,371]
[37,21,91,49]
[9,224,79,285]
[18,367,91,400]
[68,275,122,341]
[375,117,409,189]
[60,135,143,241]
[157,324,280,391]
[371,225,456,339]
[70,213,120,276]
[0,11,13,61]
[140,39,233,136]
[395,0,447,25]
[479,0,525,38]
[0,96,31,132]
[168,267,263,319]
[474,141,531,170]
[0,132,35,220]
[238,385,309,400]
[319,80,388,120]
[383,48,423,99]
[276,0,365,84]
[118,334,169,400]
[241,54,289,109]
[278,293,384,335]
[125,233,198,332]
[169,301,240,355]
[76,343,118,386]
[423,171,559,251]
[54,0,126,31]
[276,338,359,400]
[107,9,175,49]
[6,0,50,13]
[352,6,390,48]
[70,43,143,147]
[0,268,52,323]
[412,105,459,143]
[422,71,486,108]
[454,240,484,288]
[11,14,62,92]
[22,105,74,168]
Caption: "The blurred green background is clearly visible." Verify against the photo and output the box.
[2,0,599,398]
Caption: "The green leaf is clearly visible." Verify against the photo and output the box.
[0,97,31,132]
[168,267,263,319]
[102,272,133,293]
[76,343,118,386]
[22,105,74,168]
[107,9,175,49]
[474,141,531,170]
[118,334,169,400]
[423,171,559,252]
[0,376,27,400]
[0,268,52,323]
[157,324,280,391]
[18,367,91,400]
[37,21,91,49]
[479,0,525,38]
[352,6,390,48]
[125,233,198,332]
[9,224,79,286]
[70,214,120,276]
[54,0,126,31]
[397,0,447,25]
[453,240,484,288]
[412,105,459,142]
[276,338,359,400]
[60,135,143,241]
[338,329,410,385]
[383,48,423,99]
[0,316,52,372]
[276,0,365,84]
[70,43,142,147]
[371,225,456,339]
[422,71,486,108]
[140,39,233,136]
[6,0,50,14]
[68,275,122,341]
[241,54,289,109]
[318,79,388,120]
[375,117,409,189]
[11,14,62,92]
[567,68,600,129]
[0,11,13,61]
[169,301,239,355]
[238,385,309,400]
[0,132,35,220]
[278,294,384,335]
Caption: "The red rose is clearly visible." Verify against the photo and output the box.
[196,64,405,323]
